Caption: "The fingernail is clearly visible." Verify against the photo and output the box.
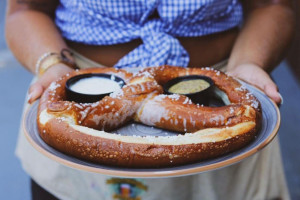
[27,93,32,104]
[278,93,284,105]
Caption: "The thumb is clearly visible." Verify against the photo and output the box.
[263,83,282,105]
[26,63,74,104]
[28,81,44,104]
[250,69,282,104]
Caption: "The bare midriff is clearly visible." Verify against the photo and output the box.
[67,27,239,68]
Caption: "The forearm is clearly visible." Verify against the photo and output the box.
[5,9,68,74]
[228,4,295,72]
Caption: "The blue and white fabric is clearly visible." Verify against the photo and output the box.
[56,0,243,68]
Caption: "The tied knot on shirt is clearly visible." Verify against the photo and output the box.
[114,20,190,68]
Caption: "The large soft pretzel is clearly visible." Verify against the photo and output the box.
[37,66,261,168]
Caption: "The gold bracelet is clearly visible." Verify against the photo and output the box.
[35,49,76,77]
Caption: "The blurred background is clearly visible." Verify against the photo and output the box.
[0,1,299,200]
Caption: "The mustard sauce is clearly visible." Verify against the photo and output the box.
[168,79,210,94]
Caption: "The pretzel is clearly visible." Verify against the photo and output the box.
[37,66,261,168]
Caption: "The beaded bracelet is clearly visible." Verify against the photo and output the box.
[35,49,76,77]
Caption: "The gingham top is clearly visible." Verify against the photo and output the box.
[55,0,243,68]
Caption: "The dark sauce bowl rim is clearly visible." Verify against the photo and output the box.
[65,73,126,98]
[163,75,214,96]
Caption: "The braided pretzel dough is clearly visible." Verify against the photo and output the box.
[37,66,261,167]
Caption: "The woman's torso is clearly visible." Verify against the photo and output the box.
[67,28,239,67]
[56,0,242,67]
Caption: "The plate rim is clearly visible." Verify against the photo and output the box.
[22,87,280,178]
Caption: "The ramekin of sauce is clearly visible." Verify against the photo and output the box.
[163,75,214,105]
[66,73,125,103]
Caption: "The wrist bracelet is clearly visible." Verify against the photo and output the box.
[35,49,76,77]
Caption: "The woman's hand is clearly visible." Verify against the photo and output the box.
[227,63,282,104]
[28,64,74,104]
[226,1,293,106]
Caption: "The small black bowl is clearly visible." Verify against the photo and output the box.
[66,73,125,103]
[163,75,214,105]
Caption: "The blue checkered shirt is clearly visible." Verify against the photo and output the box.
[56,0,242,68]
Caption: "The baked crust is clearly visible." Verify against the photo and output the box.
[37,66,261,168]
